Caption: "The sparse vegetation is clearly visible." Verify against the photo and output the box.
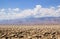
[0,24,60,39]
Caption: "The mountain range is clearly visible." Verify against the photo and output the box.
[0,17,60,25]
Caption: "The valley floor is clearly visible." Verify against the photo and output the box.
[0,24,60,39]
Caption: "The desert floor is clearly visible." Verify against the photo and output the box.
[0,24,60,39]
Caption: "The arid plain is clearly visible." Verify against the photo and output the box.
[0,24,60,39]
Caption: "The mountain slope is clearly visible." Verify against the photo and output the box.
[0,17,60,24]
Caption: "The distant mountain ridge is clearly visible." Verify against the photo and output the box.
[0,17,60,24]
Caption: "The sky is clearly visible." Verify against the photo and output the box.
[0,0,60,20]
[0,0,60,8]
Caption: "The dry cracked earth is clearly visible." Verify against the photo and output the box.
[0,24,60,39]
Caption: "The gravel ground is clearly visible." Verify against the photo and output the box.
[0,24,60,39]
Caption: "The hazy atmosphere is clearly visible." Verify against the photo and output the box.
[0,0,60,24]
[0,0,60,39]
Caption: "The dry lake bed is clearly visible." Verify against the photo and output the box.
[0,24,60,39]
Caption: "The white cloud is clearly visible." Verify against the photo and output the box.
[33,5,60,17]
[57,5,60,8]
[0,5,60,20]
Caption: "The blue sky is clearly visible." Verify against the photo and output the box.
[0,0,60,20]
[0,0,60,9]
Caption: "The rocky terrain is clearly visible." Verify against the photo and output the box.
[0,24,60,39]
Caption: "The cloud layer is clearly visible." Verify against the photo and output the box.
[0,5,60,20]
